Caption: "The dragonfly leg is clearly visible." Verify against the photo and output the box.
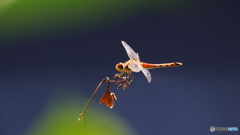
[114,74,121,84]
[114,72,130,89]
[122,72,133,89]
[128,73,134,84]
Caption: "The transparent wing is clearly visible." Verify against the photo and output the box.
[139,66,151,83]
[128,61,142,72]
[121,41,140,61]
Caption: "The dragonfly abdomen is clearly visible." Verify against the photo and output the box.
[141,62,182,69]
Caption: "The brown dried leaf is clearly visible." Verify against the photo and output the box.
[100,87,117,108]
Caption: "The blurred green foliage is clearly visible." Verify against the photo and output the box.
[0,0,194,45]
[24,95,138,135]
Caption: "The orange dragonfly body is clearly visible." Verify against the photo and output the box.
[115,41,182,83]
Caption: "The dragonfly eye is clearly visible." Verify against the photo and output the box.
[115,63,124,72]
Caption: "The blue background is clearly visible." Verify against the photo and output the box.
[1,0,240,135]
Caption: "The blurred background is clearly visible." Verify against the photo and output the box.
[1,0,240,135]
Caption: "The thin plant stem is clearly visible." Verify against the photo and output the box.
[79,73,131,118]
[76,73,131,135]
[79,77,109,117]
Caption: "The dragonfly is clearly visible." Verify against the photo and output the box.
[115,41,182,83]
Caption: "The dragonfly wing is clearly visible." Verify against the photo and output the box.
[121,41,140,61]
[139,66,151,83]
[129,62,141,72]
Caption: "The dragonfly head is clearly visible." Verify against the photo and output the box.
[115,62,124,72]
